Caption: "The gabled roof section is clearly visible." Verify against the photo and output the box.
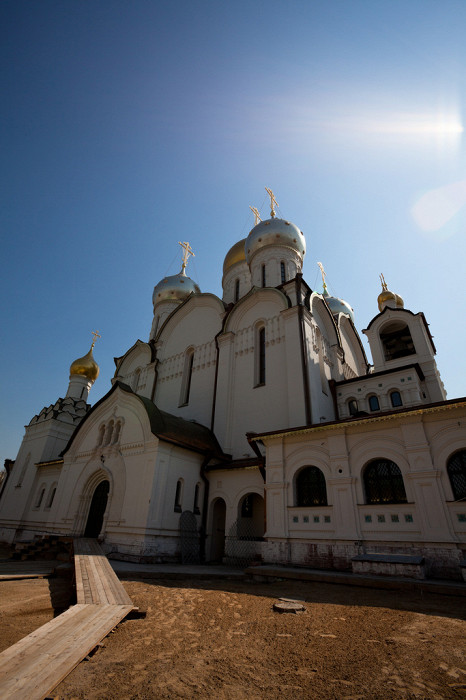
[113,339,156,372]
[62,381,230,462]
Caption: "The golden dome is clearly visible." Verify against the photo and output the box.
[69,344,100,382]
[223,239,247,275]
[378,274,404,312]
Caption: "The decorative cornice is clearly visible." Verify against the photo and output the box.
[249,399,466,443]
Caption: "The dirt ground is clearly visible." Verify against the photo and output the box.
[1,576,465,699]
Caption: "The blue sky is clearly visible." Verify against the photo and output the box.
[1,0,465,468]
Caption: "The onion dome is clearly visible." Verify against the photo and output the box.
[378,274,404,312]
[223,238,247,275]
[245,218,306,264]
[69,343,99,382]
[323,291,355,324]
[152,272,200,307]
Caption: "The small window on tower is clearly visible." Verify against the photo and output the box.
[234,278,240,302]
[280,261,286,284]
[255,326,266,386]
[261,264,266,287]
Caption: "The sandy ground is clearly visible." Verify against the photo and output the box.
[1,575,465,699]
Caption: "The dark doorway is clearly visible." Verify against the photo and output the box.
[84,480,109,537]
[210,498,226,562]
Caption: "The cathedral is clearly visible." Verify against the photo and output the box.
[1,191,465,580]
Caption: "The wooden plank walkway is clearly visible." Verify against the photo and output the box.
[0,539,134,700]
[74,538,133,605]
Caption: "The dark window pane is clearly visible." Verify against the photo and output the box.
[369,395,380,411]
[364,459,407,504]
[296,467,328,507]
[390,391,402,407]
[447,450,466,500]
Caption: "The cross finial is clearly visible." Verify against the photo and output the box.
[380,273,388,291]
[178,241,195,276]
[249,206,262,226]
[265,187,278,218]
[91,330,101,349]
[317,262,328,294]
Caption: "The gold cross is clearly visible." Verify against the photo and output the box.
[380,273,388,291]
[317,262,328,294]
[91,330,101,348]
[178,241,195,275]
[265,187,278,218]
[249,206,262,225]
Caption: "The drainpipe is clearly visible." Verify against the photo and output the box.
[210,329,223,431]
[296,275,312,425]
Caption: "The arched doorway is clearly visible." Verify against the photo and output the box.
[84,480,109,537]
[238,493,265,538]
[210,498,226,562]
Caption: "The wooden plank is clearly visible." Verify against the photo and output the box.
[0,604,133,700]
[73,538,132,606]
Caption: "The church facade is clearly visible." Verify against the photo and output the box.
[1,196,465,579]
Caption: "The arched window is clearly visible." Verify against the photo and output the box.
[112,420,122,444]
[35,486,46,509]
[447,450,466,501]
[390,391,403,408]
[104,420,114,446]
[296,466,328,507]
[98,425,106,446]
[255,326,266,386]
[380,321,415,361]
[174,479,183,512]
[363,459,407,504]
[193,483,201,514]
[179,349,194,405]
[280,261,286,284]
[348,399,358,416]
[234,278,240,302]
[46,484,57,509]
[261,264,266,287]
[368,395,380,412]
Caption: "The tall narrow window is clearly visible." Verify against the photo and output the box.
[234,278,240,302]
[180,350,194,405]
[390,391,403,407]
[280,261,286,284]
[193,483,201,514]
[174,479,183,512]
[257,326,266,385]
[46,485,57,509]
[348,399,358,416]
[368,395,380,411]
[35,487,46,509]
[261,264,266,287]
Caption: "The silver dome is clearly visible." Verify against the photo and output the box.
[324,293,355,324]
[152,273,201,307]
[245,218,306,264]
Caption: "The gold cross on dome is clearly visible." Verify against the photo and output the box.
[178,241,195,275]
[265,187,278,218]
[249,206,262,226]
[91,330,101,348]
[380,273,388,291]
[317,262,328,294]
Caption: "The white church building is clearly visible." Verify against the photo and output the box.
[1,193,465,580]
